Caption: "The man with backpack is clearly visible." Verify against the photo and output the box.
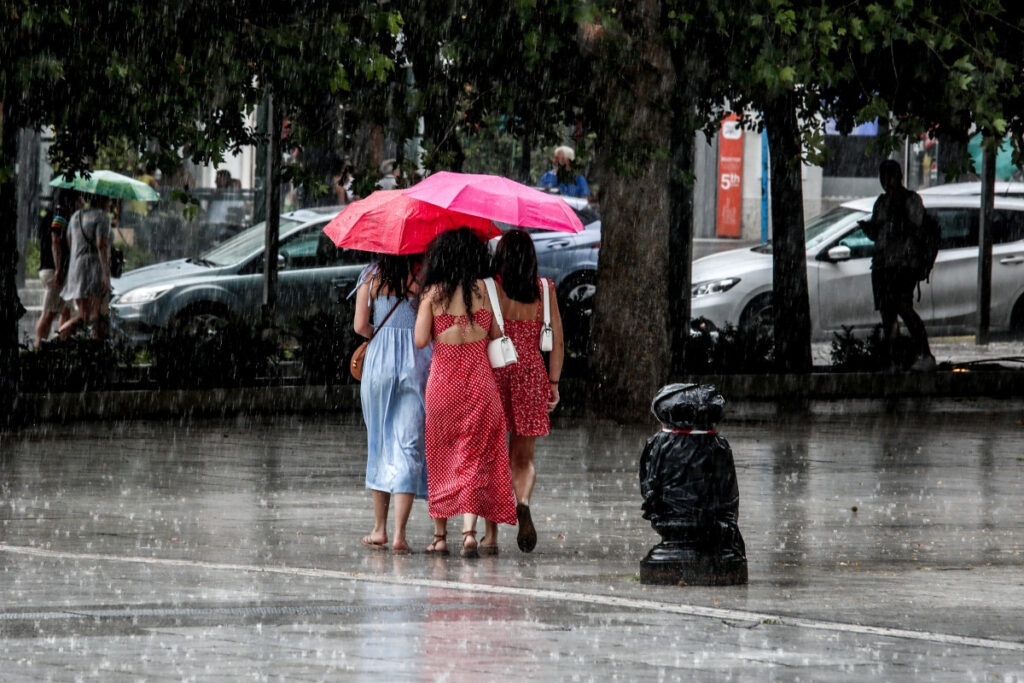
[860,160,937,371]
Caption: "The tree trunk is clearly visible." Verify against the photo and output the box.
[763,93,812,373]
[587,0,675,421]
[0,102,24,424]
[16,129,40,287]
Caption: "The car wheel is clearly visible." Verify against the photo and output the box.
[739,293,773,335]
[152,305,234,387]
[558,271,597,357]
[176,309,230,341]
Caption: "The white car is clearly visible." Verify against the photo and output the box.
[691,193,1024,340]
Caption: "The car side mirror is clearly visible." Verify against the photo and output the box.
[277,252,290,270]
[826,245,852,262]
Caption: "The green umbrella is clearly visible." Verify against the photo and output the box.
[49,169,160,201]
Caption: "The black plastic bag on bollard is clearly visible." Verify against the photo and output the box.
[638,383,747,585]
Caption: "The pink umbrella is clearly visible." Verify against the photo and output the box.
[322,190,501,254]
[403,171,585,233]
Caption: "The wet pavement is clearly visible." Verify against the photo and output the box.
[1,404,1023,680]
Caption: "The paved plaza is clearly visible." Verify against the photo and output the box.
[2,400,1023,680]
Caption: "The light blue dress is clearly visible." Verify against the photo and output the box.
[360,292,432,497]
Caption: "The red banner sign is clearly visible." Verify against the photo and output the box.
[716,115,744,238]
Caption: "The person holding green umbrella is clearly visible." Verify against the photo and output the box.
[49,169,158,340]
[58,193,113,340]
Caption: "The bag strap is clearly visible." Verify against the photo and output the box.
[483,277,506,335]
[369,296,404,341]
[541,278,550,326]
[77,212,97,253]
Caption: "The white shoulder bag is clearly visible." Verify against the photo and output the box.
[484,277,518,368]
[539,278,553,352]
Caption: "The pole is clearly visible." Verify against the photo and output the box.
[976,145,995,345]
[760,132,770,243]
[261,93,281,329]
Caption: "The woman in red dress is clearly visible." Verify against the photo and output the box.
[414,228,518,557]
[492,230,565,553]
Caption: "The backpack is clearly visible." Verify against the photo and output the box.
[908,209,941,282]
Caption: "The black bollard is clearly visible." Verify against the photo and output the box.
[638,383,747,586]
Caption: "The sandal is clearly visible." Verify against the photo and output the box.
[479,536,499,556]
[424,533,449,556]
[461,529,479,558]
[392,540,412,555]
[360,534,388,550]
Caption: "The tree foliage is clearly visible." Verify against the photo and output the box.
[2,1,402,173]
[397,0,594,176]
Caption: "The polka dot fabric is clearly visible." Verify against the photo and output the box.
[493,318,550,437]
[424,309,518,525]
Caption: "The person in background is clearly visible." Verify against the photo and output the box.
[333,160,356,205]
[539,145,590,199]
[859,160,935,372]
[58,194,111,340]
[353,253,432,554]
[34,190,76,346]
[376,158,401,190]
[491,230,565,552]
[414,228,518,557]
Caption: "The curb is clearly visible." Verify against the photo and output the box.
[683,369,1024,401]
[12,370,1024,425]
[17,384,361,423]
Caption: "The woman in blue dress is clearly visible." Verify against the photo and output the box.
[353,254,432,554]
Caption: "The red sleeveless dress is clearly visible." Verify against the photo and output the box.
[493,313,551,437]
[424,308,518,525]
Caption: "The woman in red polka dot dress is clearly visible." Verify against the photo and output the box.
[491,230,564,553]
[414,228,518,557]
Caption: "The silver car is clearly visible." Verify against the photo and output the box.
[691,193,1024,339]
[111,207,366,344]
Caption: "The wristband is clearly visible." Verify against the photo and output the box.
[549,379,559,384]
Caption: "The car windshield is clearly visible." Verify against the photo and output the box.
[752,207,867,253]
[200,217,305,266]
[804,207,866,249]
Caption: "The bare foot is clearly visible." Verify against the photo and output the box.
[360,534,388,550]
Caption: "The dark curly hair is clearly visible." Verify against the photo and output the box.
[373,253,421,301]
[422,227,491,318]
[493,229,539,303]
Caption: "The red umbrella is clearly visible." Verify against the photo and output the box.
[322,190,501,254]
[403,171,585,233]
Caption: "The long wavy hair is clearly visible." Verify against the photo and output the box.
[493,229,539,303]
[422,227,491,316]
[373,253,420,301]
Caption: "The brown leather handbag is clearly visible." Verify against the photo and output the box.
[350,298,403,381]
